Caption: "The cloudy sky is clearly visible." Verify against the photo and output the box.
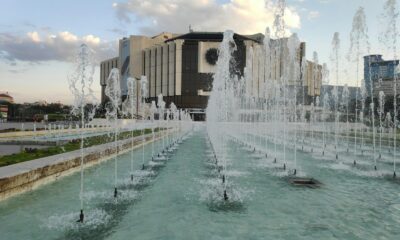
[0,0,397,103]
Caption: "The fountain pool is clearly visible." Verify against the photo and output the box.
[0,125,399,240]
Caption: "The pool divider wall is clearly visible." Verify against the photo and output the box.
[0,131,167,201]
[0,127,107,140]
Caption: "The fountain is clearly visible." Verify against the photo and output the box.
[140,76,148,170]
[331,32,340,161]
[380,0,398,178]
[121,77,137,180]
[105,68,122,198]
[2,1,400,239]
[68,44,98,222]
[379,91,385,159]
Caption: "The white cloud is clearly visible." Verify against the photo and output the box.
[27,31,41,42]
[112,0,301,35]
[0,30,116,64]
[308,11,320,20]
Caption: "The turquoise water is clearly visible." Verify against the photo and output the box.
[0,127,400,239]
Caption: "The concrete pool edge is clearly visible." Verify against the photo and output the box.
[0,132,166,201]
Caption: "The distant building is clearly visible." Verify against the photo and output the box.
[0,92,14,121]
[100,31,322,120]
[364,54,400,97]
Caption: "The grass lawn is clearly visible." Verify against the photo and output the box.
[0,128,158,167]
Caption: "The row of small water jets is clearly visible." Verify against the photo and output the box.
[206,0,399,198]
[58,44,194,229]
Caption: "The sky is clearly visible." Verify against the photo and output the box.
[0,0,398,104]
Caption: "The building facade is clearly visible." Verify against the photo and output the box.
[364,54,400,97]
[0,92,14,121]
[100,32,322,120]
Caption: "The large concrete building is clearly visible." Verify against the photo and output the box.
[100,31,322,120]
[364,54,400,97]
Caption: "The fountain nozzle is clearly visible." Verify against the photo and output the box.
[294,169,297,175]
[114,187,118,198]
[353,160,356,166]
[374,166,377,171]
[142,164,145,170]
[131,174,134,181]
[394,171,397,178]
[283,163,286,170]
[76,209,84,223]
[223,190,228,201]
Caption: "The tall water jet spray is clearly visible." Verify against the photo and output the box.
[105,69,122,198]
[150,101,157,160]
[274,0,287,171]
[288,33,301,174]
[263,28,272,159]
[380,0,399,178]
[348,7,371,165]
[140,76,149,170]
[331,32,340,161]
[342,84,350,153]
[157,94,166,153]
[311,52,319,154]
[321,64,330,156]
[244,47,253,150]
[301,58,308,152]
[122,77,137,180]
[379,91,385,159]
[68,44,98,223]
[360,80,367,156]
[206,30,238,201]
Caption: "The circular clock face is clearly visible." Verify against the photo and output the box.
[205,48,219,65]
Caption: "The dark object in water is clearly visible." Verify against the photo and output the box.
[223,190,228,201]
[288,177,321,188]
[114,187,118,198]
[76,209,84,223]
